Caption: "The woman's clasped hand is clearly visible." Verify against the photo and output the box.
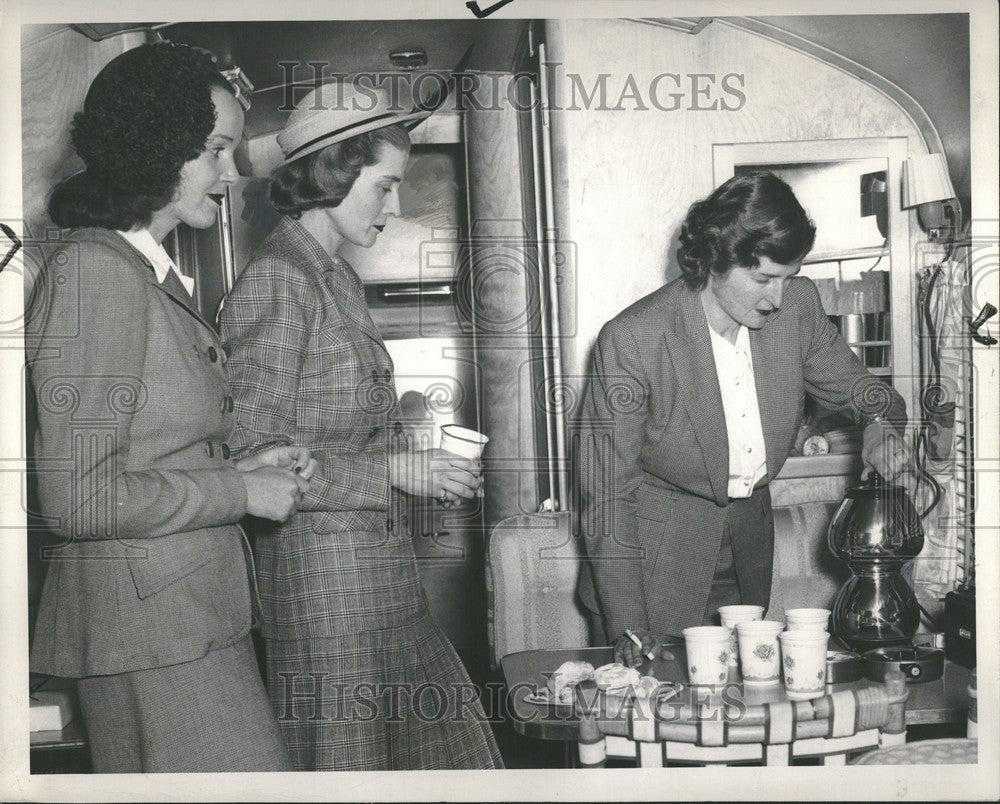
[236,445,317,521]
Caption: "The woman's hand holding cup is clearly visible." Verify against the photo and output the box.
[390,448,482,507]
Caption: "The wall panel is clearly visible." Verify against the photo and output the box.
[544,18,927,392]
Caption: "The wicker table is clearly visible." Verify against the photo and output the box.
[502,646,971,743]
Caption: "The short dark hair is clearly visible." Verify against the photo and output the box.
[269,124,410,218]
[677,172,816,290]
[48,42,233,231]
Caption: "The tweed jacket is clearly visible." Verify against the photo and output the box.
[220,216,427,640]
[27,228,254,678]
[576,276,906,639]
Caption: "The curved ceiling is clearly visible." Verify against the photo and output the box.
[755,14,971,208]
[25,15,971,207]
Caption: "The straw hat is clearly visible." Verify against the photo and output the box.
[276,82,431,166]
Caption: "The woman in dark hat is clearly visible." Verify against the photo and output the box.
[220,82,503,770]
[575,171,912,667]
[29,42,315,772]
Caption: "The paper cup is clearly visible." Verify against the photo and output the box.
[778,630,830,700]
[736,620,784,685]
[439,424,490,460]
[683,626,732,689]
[785,608,832,632]
[718,605,765,667]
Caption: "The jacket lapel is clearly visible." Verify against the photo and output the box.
[750,309,800,482]
[663,287,730,506]
[91,229,219,336]
[279,217,389,358]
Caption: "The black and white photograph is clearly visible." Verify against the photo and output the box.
[1,1,997,800]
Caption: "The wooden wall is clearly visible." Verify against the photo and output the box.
[20,28,146,242]
[20,28,146,621]
[465,74,546,526]
[543,18,927,394]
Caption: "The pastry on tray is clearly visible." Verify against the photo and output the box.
[547,660,595,705]
[593,662,642,692]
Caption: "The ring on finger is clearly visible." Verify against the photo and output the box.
[437,491,448,504]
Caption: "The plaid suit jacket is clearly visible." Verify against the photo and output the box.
[220,217,426,639]
[576,276,906,639]
[27,228,253,677]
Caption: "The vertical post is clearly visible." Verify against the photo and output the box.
[765,743,790,766]
[967,666,978,739]
[638,741,663,768]
[880,668,908,747]
[575,681,607,768]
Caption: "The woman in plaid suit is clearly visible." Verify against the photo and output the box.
[220,83,503,770]
[29,43,313,772]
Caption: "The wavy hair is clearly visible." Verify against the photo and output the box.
[677,172,816,290]
[48,42,233,231]
[269,124,410,218]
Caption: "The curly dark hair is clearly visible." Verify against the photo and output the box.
[48,42,233,230]
[677,172,816,290]
[269,124,410,219]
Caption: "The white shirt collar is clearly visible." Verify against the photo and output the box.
[708,323,750,353]
[116,229,195,296]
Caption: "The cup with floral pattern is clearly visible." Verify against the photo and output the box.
[736,620,784,685]
[682,626,732,690]
[718,605,765,667]
[778,629,829,700]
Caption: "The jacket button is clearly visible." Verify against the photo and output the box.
[371,370,379,382]
[383,369,391,382]
[221,396,234,413]
[368,426,379,438]
[394,422,404,435]
[208,346,219,363]
[221,443,231,460]
[205,441,215,458]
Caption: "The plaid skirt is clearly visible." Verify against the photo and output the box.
[265,612,504,771]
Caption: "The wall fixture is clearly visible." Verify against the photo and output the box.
[969,302,998,347]
[221,66,254,112]
[901,152,959,243]
[389,48,428,70]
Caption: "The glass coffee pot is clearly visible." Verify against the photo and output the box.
[827,471,924,650]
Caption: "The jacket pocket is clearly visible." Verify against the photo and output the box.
[310,508,379,535]
[635,483,678,523]
[125,538,214,600]
[634,484,678,581]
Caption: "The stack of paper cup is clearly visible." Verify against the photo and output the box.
[718,605,764,667]
[784,608,831,632]
[778,629,830,700]
[736,620,784,685]
[682,626,732,689]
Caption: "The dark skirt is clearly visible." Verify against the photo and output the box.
[265,612,504,771]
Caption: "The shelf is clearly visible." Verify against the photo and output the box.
[801,246,886,266]
[777,452,863,479]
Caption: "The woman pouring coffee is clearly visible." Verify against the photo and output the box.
[220,82,502,770]
[575,172,912,668]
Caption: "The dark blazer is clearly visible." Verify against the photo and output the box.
[220,217,427,640]
[576,276,906,639]
[27,228,254,677]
